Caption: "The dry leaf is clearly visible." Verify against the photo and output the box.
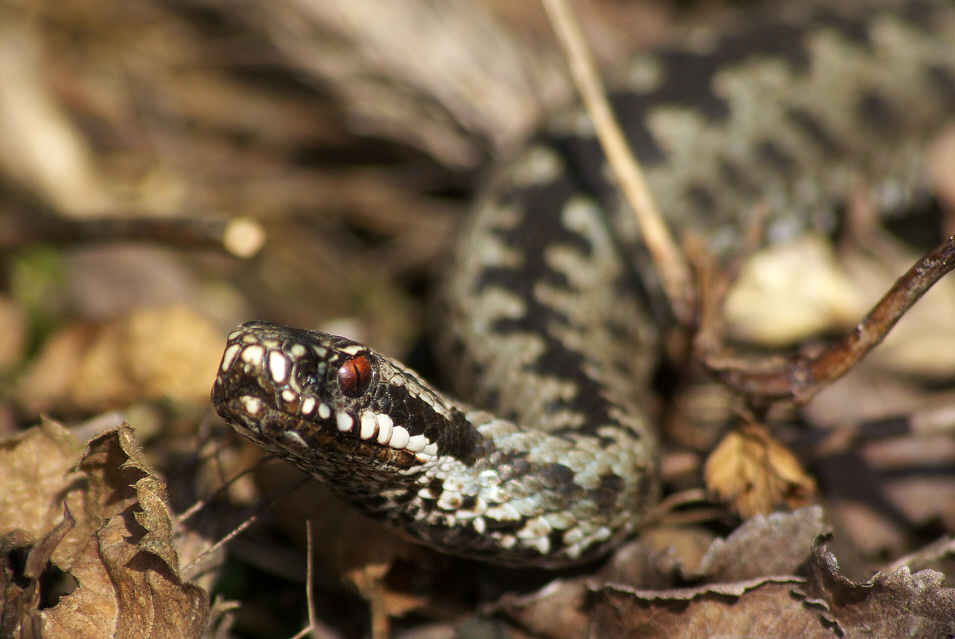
[18,306,222,414]
[0,422,209,637]
[704,423,816,518]
[592,576,811,639]
[723,233,862,345]
[1,505,76,638]
[0,419,84,559]
[494,579,590,639]
[691,506,828,582]
[590,536,955,639]
[797,536,955,638]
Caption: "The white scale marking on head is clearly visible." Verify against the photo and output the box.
[227,329,243,341]
[398,465,425,476]
[405,434,428,453]
[340,344,364,355]
[241,396,262,416]
[376,416,393,445]
[290,343,307,358]
[318,403,331,420]
[336,412,353,432]
[282,430,308,452]
[423,442,438,457]
[268,351,290,384]
[281,389,296,403]
[301,397,316,415]
[241,345,265,365]
[359,411,377,440]
[376,413,393,434]
[221,344,241,372]
[389,426,410,449]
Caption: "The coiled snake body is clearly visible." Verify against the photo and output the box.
[212,0,955,567]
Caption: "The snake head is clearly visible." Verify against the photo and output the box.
[211,321,477,486]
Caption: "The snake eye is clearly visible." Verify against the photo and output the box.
[338,355,372,397]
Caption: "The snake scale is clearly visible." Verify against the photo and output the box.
[212,0,955,567]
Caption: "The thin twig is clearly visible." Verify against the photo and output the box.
[289,626,311,639]
[639,487,723,528]
[182,511,261,582]
[181,473,311,581]
[175,455,268,529]
[711,235,955,404]
[306,520,318,639]
[539,0,694,325]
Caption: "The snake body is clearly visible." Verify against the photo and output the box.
[212,0,955,567]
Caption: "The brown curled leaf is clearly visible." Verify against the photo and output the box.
[0,421,209,638]
[798,536,955,638]
[588,536,955,639]
[591,575,811,639]
[690,506,828,582]
[704,422,816,518]
[0,419,84,554]
[1,505,76,638]
[18,306,222,415]
[493,579,590,639]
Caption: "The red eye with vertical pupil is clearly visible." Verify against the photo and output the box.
[338,355,372,397]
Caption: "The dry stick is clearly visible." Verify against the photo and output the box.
[181,473,312,581]
[175,454,268,529]
[0,213,265,258]
[290,625,311,639]
[306,521,317,639]
[714,235,955,405]
[290,521,339,639]
[539,0,694,325]
[182,511,261,582]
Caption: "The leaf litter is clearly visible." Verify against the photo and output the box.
[0,421,208,638]
[0,0,954,638]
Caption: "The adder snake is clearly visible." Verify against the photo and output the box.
[211,0,955,567]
